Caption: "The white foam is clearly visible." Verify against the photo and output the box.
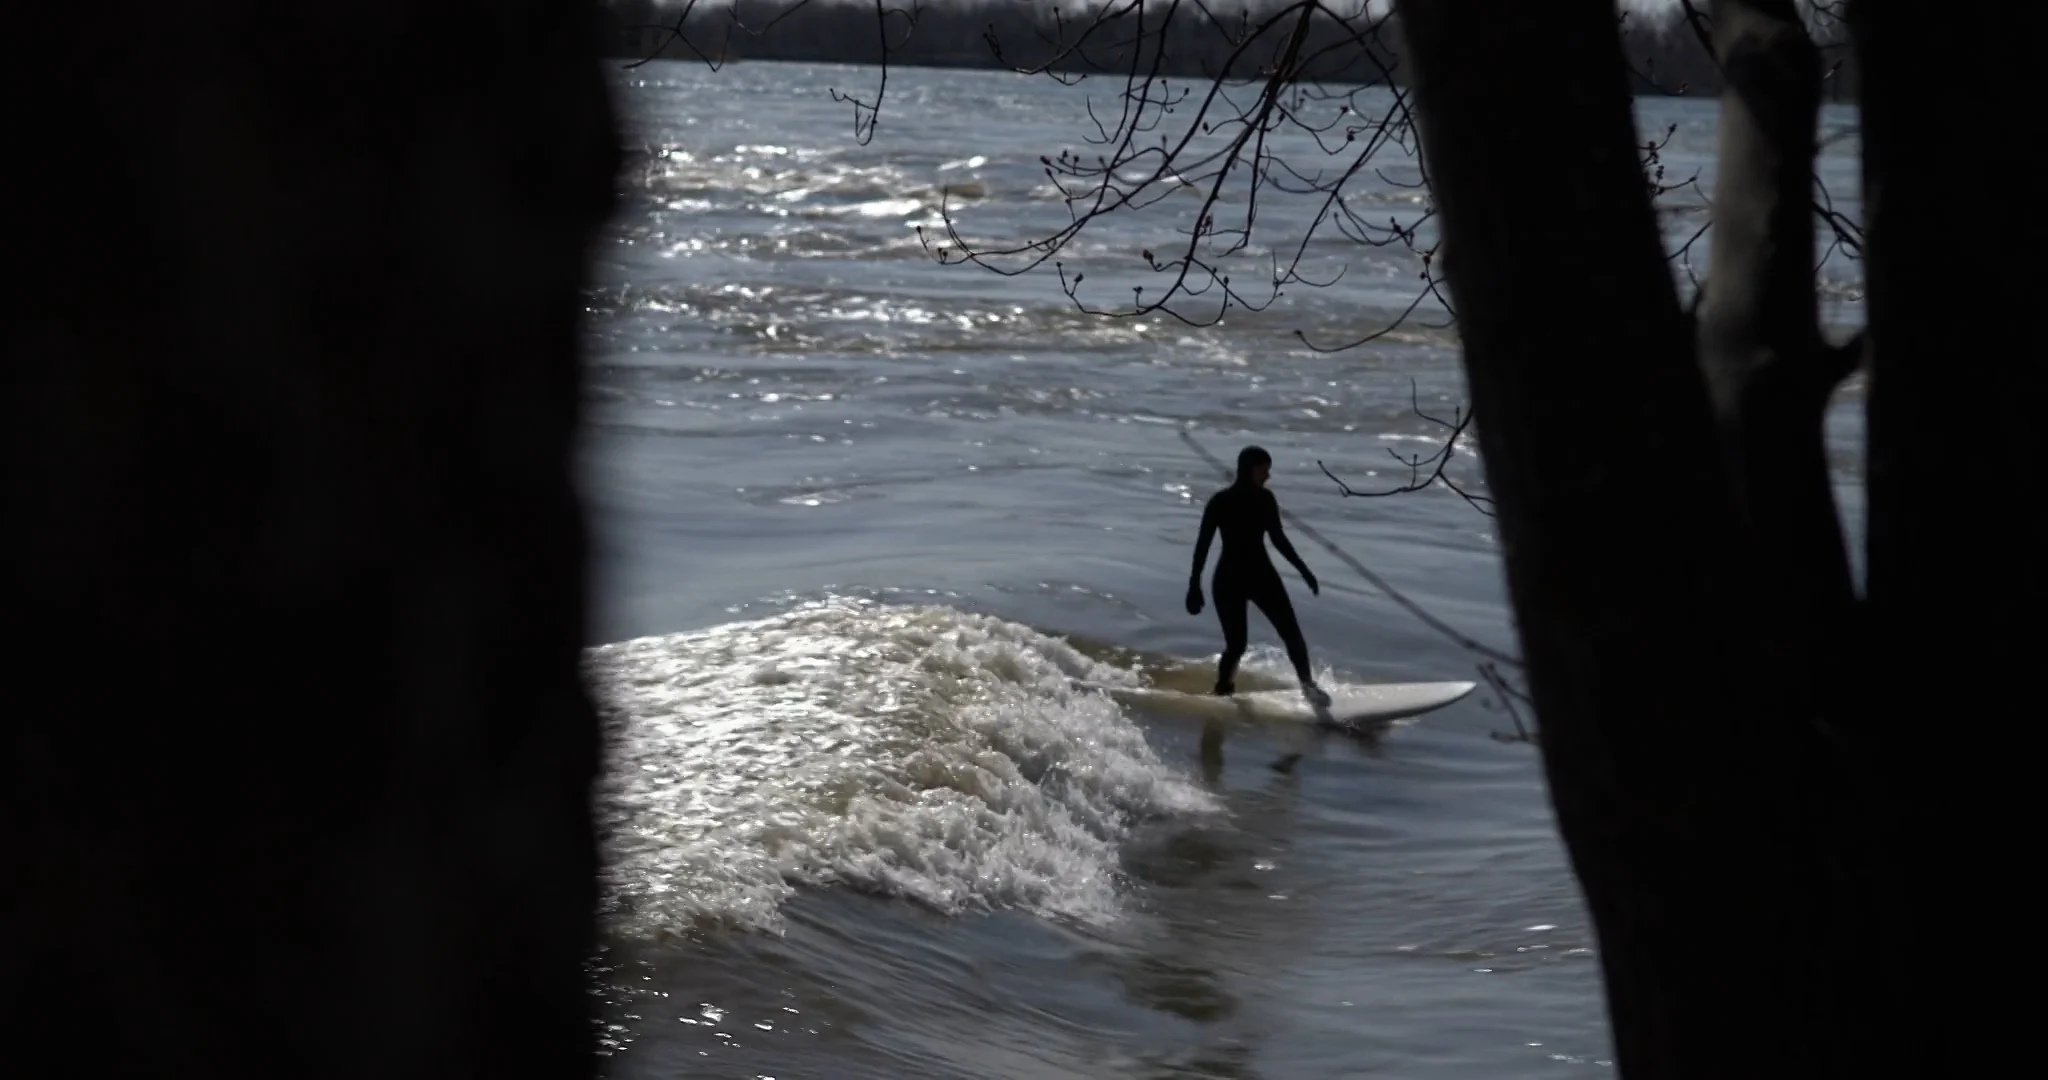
[585,596,1217,937]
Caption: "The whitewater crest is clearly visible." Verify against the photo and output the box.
[584,595,1220,937]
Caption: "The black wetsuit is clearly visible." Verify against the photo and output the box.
[1189,482,1315,693]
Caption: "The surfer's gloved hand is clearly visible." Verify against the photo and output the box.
[1185,578,1204,616]
[1303,569,1319,596]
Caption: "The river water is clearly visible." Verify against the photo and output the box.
[580,57,1865,1078]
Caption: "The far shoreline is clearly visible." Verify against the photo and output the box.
[598,49,1856,104]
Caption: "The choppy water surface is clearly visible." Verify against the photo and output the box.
[581,58,1865,1078]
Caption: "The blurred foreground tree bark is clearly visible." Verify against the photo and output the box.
[3,3,619,1076]
[1396,0,2036,1075]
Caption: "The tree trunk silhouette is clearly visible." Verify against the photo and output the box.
[1396,0,2035,1075]
[3,3,620,1077]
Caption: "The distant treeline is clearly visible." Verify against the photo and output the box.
[595,1,1859,100]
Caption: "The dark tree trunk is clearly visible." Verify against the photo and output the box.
[1386,0,2036,1074]
[3,3,619,1077]
[1849,1,2042,1070]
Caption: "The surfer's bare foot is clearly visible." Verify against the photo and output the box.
[1213,680,1235,697]
[1302,683,1329,707]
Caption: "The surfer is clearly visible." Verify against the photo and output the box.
[1185,445,1324,701]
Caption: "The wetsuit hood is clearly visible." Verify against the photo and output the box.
[1234,445,1271,486]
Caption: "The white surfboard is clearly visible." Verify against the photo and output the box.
[1082,680,1478,730]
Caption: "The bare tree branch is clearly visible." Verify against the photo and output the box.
[921,3,1435,333]
[1479,660,1537,745]
[826,0,924,145]
[1315,378,1493,517]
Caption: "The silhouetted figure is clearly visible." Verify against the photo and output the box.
[1185,446,1323,699]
